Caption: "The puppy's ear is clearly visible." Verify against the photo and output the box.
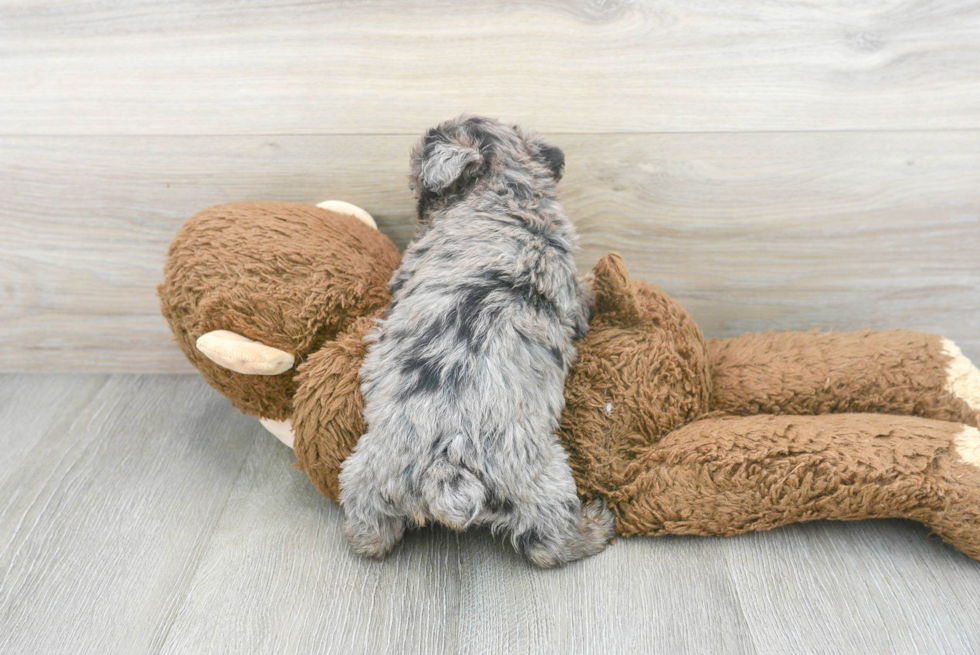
[528,138,565,181]
[537,144,565,181]
[412,130,484,194]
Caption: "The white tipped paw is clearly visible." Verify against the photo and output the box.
[943,339,980,415]
[954,426,980,468]
[344,516,405,560]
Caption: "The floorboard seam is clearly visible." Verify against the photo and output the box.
[149,426,258,655]
[720,546,763,655]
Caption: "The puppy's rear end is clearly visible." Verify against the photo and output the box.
[339,115,615,567]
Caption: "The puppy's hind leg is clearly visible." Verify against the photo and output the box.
[510,497,616,568]
[498,452,616,567]
[339,451,407,559]
[342,502,406,560]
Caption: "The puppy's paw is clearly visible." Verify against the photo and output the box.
[520,498,617,568]
[577,497,617,554]
[344,515,406,560]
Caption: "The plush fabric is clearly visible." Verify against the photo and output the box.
[160,202,980,561]
[613,415,980,561]
[292,315,375,502]
[159,202,399,420]
[708,329,977,425]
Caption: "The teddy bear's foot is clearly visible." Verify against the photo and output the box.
[943,339,980,426]
[923,424,980,560]
[258,417,295,448]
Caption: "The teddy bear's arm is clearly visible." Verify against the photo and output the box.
[611,413,980,561]
[291,316,375,502]
[707,330,979,427]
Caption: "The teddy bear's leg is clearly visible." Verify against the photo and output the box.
[291,317,377,503]
[258,417,295,448]
[611,413,980,560]
[708,330,979,427]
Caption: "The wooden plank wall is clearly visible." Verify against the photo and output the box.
[2,0,978,372]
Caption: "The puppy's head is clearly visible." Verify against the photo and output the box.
[409,115,565,220]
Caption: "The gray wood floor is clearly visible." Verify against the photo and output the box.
[3,373,980,654]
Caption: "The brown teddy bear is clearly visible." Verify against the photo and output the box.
[160,201,980,560]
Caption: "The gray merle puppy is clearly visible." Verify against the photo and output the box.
[339,115,615,567]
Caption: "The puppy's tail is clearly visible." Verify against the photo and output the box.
[421,458,485,531]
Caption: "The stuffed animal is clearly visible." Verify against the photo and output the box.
[160,200,980,561]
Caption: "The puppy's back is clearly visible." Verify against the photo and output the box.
[340,116,615,567]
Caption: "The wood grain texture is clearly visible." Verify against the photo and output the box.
[0,375,257,655]
[5,375,980,653]
[456,532,755,653]
[0,374,106,484]
[1,132,977,372]
[724,520,980,654]
[160,430,462,655]
[2,1,980,135]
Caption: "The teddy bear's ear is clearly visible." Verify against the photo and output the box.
[315,200,377,230]
[195,330,295,375]
[592,253,642,326]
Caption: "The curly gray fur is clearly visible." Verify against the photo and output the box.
[339,115,615,567]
